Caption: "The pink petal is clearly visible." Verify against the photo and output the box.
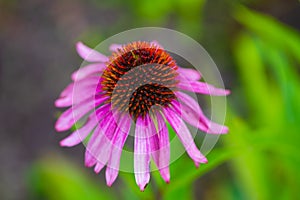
[58,82,74,98]
[177,67,202,81]
[134,116,151,191]
[76,42,109,62]
[55,77,101,108]
[60,116,97,147]
[94,162,105,173]
[71,63,106,81]
[85,111,119,170]
[175,91,228,134]
[171,99,208,132]
[163,107,207,166]
[153,112,170,183]
[109,44,123,52]
[59,104,111,147]
[55,95,73,108]
[105,114,131,186]
[177,81,230,96]
[55,95,109,132]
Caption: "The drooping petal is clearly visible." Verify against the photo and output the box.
[175,91,228,134]
[58,82,74,98]
[177,67,202,81]
[55,95,109,132]
[60,115,97,147]
[93,162,105,173]
[55,77,101,108]
[76,42,109,62]
[85,111,119,170]
[105,114,131,186]
[171,99,208,132]
[59,104,111,147]
[134,116,151,191]
[55,95,73,108]
[84,125,102,168]
[152,112,170,183]
[71,63,106,81]
[147,116,160,164]
[163,107,207,167]
[177,81,230,96]
[109,44,123,52]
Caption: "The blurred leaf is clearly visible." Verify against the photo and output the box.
[129,0,172,25]
[27,155,117,200]
[120,177,141,200]
[162,182,193,200]
[256,39,300,122]
[233,32,279,125]
[162,147,235,197]
[224,114,273,200]
[233,5,300,64]
[175,0,205,39]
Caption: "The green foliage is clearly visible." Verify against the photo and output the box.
[227,5,300,200]
[27,155,118,200]
[233,5,300,64]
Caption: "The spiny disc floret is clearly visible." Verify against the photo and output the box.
[101,41,178,119]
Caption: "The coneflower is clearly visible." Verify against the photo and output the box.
[55,41,229,191]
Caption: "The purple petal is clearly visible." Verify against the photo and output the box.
[55,77,101,108]
[71,63,106,81]
[60,115,97,147]
[58,82,74,98]
[153,112,170,183]
[177,67,202,81]
[59,104,111,147]
[94,162,105,173]
[163,107,207,166]
[105,115,131,186]
[55,95,73,108]
[85,111,119,170]
[76,42,109,62]
[175,91,228,134]
[109,44,123,52]
[55,95,109,132]
[177,81,230,96]
[171,99,208,132]
[134,116,150,191]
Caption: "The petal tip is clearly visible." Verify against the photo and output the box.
[105,168,119,187]
[94,163,105,174]
[106,176,114,187]
[84,157,96,168]
[160,168,170,183]
[84,161,94,168]
[195,157,208,166]
[201,158,208,164]
[54,122,67,132]
[139,183,148,191]
[76,41,83,49]
[59,140,68,147]
[107,182,113,187]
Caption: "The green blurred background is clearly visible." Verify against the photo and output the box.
[1,0,300,199]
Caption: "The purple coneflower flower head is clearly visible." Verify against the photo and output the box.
[55,41,229,191]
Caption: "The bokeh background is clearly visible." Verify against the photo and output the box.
[1,0,300,199]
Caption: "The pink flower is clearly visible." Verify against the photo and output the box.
[55,41,229,191]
